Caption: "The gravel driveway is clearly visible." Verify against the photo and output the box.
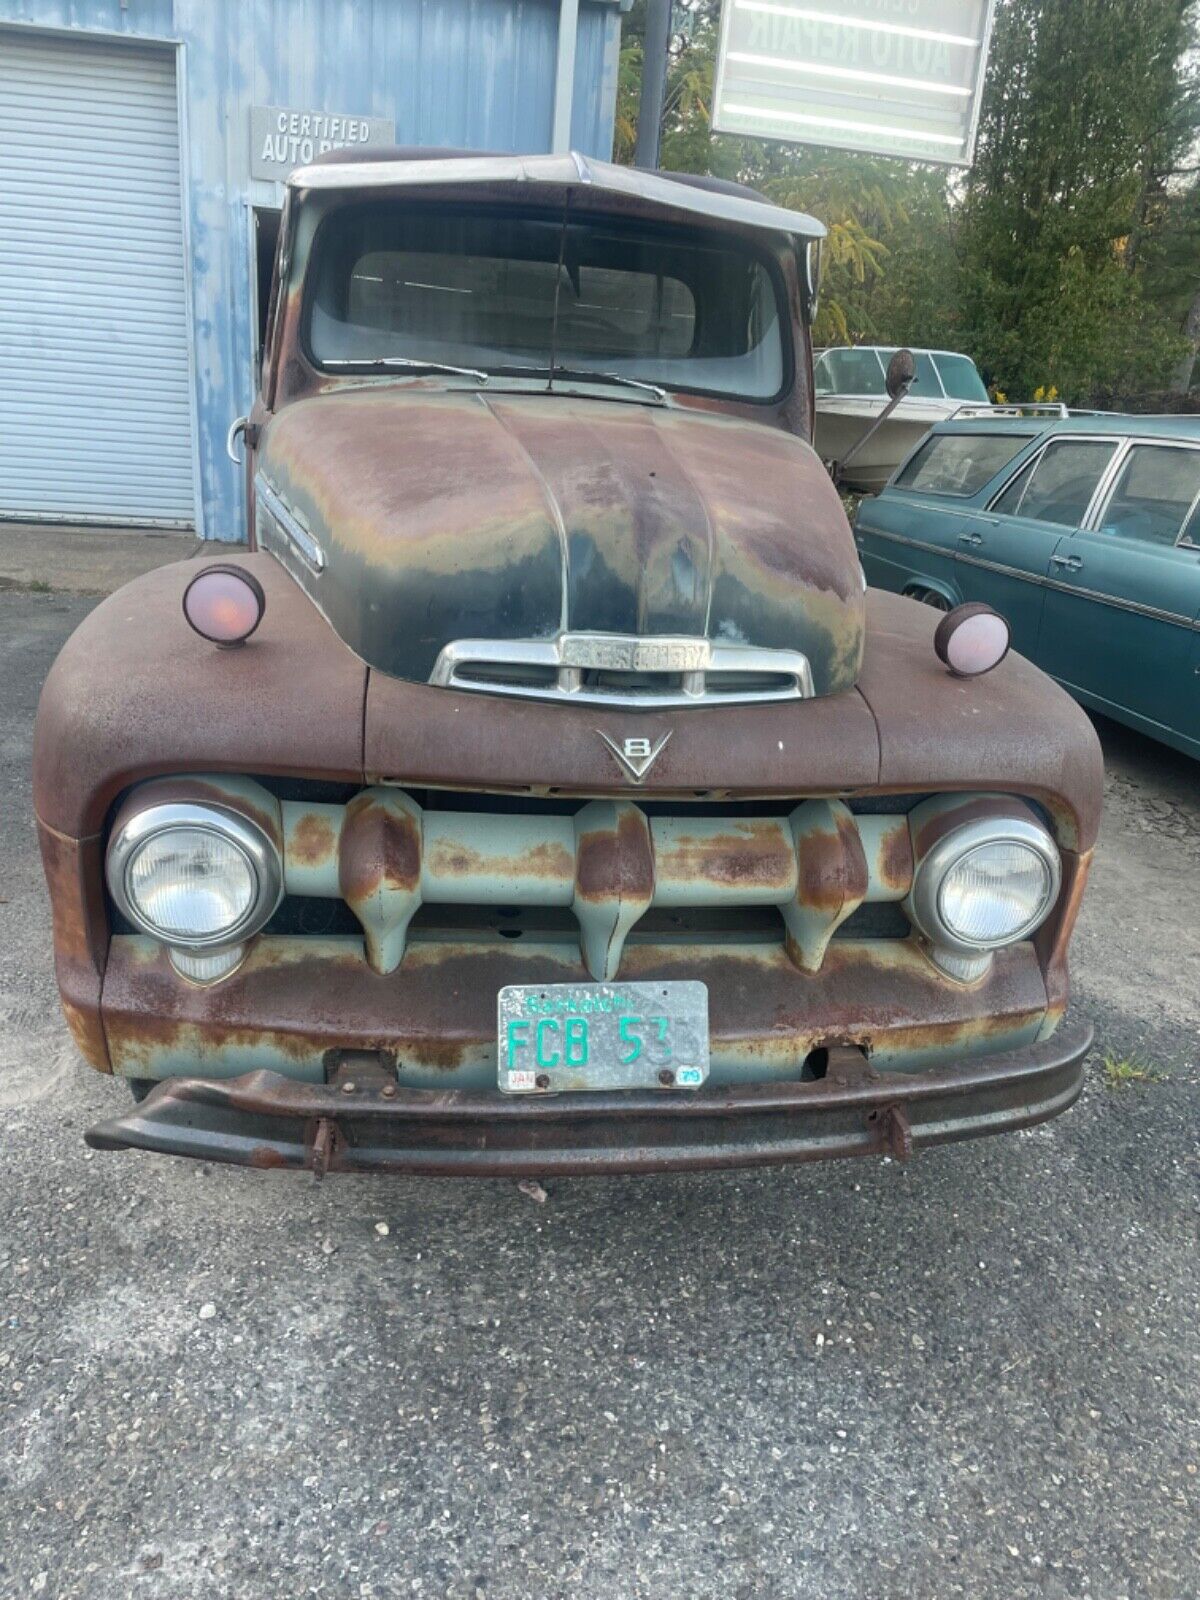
[1,589,1197,1600]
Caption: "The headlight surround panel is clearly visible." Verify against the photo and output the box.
[907,814,1061,958]
[106,801,283,950]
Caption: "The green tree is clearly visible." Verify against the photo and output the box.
[614,0,959,345]
[616,0,1199,399]
[958,0,1198,398]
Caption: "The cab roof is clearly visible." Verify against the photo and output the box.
[287,150,826,245]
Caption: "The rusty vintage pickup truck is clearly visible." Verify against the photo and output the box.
[35,151,1102,1176]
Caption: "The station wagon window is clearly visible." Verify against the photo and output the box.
[895,431,1030,496]
[1096,444,1200,546]
[990,457,1036,515]
[307,205,787,401]
[994,439,1117,526]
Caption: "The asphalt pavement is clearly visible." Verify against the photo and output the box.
[1,587,1197,1600]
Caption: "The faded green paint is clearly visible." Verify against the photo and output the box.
[277,784,922,980]
[105,933,1049,1090]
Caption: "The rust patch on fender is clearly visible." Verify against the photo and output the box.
[36,822,111,1071]
[62,998,110,1069]
[1036,847,1092,1016]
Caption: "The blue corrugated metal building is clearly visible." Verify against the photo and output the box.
[0,0,623,539]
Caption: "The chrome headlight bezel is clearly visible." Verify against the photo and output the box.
[106,801,283,951]
[907,815,1061,957]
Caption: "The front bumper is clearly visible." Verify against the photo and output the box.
[86,1016,1091,1176]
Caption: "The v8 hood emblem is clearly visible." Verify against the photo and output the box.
[597,730,672,784]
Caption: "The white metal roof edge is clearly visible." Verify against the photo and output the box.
[287,151,826,242]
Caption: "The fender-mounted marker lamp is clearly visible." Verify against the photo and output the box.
[934,602,1011,678]
[182,564,266,648]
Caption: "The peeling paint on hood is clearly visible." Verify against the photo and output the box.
[257,388,865,696]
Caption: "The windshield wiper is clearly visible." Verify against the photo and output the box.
[518,365,668,403]
[324,357,489,383]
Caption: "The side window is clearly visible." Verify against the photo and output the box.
[1012,439,1118,527]
[1097,444,1200,547]
[813,353,832,396]
[990,457,1036,516]
[894,432,1031,497]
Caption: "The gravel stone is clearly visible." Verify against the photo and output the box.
[1,592,1196,1599]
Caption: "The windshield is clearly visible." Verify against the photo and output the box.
[878,348,942,398]
[814,348,885,397]
[932,352,989,402]
[816,347,989,404]
[307,204,787,402]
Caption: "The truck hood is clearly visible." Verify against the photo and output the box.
[256,388,864,696]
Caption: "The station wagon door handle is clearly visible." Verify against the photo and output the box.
[957,531,984,546]
[1050,553,1084,571]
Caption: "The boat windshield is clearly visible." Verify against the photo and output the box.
[814,348,886,397]
[816,347,989,403]
[877,349,943,398]
[931,352,990,402]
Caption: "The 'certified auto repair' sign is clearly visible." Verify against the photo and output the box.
[250,105,395,181]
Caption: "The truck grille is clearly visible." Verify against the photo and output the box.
[276,786,914,980]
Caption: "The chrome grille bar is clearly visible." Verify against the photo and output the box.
[429,633,815,707]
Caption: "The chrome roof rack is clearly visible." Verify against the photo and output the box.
[947,402,1126,421]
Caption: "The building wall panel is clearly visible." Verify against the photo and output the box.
[0,0,621,539]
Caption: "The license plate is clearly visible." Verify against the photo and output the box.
[497,981,709,1093]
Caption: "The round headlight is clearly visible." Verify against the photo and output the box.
[937,840,1053,945]
[127,828,255,939]
[107,802,282,949]
[908,815,1060,958]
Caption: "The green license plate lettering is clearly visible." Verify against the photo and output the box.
[498,982,708,1093]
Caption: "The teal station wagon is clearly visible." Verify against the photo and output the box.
[854,414,1200,759]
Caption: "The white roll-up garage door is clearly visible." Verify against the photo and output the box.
[0,30,195,527]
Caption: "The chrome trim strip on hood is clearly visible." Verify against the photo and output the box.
[429,632,816,708]
[256,475,326,574]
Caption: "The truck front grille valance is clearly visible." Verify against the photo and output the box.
[278,787,914,979]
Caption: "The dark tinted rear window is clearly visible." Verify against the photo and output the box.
[895,432,1031,496]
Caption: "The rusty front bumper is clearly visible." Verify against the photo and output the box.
[85,1016,1091,1177]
